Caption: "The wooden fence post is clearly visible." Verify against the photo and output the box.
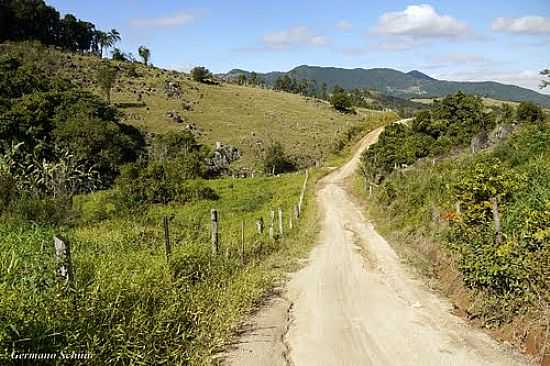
[240,220,245,265]
[163,216,171,262]
[269,209,275,240]
[289,214,293,230]
[490,197,502,244]
[53,235,72,285]
[211,209,219,255]
[256,217,264,234]
[278,208,284,237]
[298,169,309,213]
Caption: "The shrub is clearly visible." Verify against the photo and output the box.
[262,142,296,175]
[330,87,354,113]
[190,66,212,83]
[516,101,544,123]
[114,162,218,206]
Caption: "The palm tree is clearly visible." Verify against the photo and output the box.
[95,29,121,58]
[138,46,151,66]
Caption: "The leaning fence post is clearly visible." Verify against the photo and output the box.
[211,209,219,255]
[278,208,284,237]
[269,209,275,240]
[163,216,171,262]
[240,220,245,265]
[54,235,72,286]
[256,217,264,234]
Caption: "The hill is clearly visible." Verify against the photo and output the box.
[223,65,550,106]
[1,43,392,171]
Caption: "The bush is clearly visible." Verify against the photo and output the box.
[516,101,544,123]
[330,88,354,113]
[115,162,218,206]
[190,66,212,83]
[262,142,296,175]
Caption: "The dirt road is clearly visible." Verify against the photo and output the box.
[224,126,531,366]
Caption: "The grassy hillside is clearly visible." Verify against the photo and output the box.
[2,43,390,170]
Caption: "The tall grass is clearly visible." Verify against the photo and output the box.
[1,172,319,365]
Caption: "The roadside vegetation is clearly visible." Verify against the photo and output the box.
[357,92,549,361]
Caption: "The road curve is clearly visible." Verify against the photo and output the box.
[224,125,531,366]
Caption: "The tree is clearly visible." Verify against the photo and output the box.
[191,66,212,83]
[96,62,118,104]
[96,28,120,58]
[111,48,127,62]
[250,72,258,86]
[238,74,247,86]
[330,86,354,113]
[540,68,549,89]
[516,101,544,123]
[262,142,295,175]
[138,46,151,66]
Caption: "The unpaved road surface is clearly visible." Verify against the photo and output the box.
[224,126,531,366]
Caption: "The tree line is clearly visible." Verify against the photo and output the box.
[0,0,119,56]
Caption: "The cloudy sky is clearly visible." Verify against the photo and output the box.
[49,0,550,93]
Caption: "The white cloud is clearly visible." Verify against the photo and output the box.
[432,53,489,65]
[130,12,196,28]
[337,20,353,31]
[492,16,550,35]
[262,26,329,49]
[373,4,469,39]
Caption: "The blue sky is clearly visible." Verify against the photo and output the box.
[48,0,550,93]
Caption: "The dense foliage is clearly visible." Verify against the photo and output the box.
[262,142,296,175]
[361,92,497,181]
[330,86,354,113]
[0,0,119,55]
[0,46,145,220]
[368,122,549,322]
[191,66,213,83]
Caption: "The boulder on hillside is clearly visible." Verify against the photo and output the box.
[489,123,517,144]
[206,142,241,176]
[470,129,490,153]
[166,111,184,123]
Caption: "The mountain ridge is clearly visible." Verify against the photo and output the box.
[223,65,550,106]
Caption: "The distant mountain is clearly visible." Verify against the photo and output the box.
[222,65,550,106]
[407,70,436,81]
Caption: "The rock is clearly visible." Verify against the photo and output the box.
[470,129,490,153]
[166,111,184,123]
[206,142,241,176]
[489,123,517,144]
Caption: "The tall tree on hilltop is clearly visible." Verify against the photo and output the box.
[541,68,550,89]
[138,46,151,66]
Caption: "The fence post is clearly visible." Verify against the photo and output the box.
[163,216,171,262]
[298,169,309,214]
[289,214,293,230]
[240,220,245,266]
[211,209,219,255]
[278,208,284,237]
[490,197,502,244]
[53,235,72,286]
[269,209,275,240]
[256,217,264,234]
